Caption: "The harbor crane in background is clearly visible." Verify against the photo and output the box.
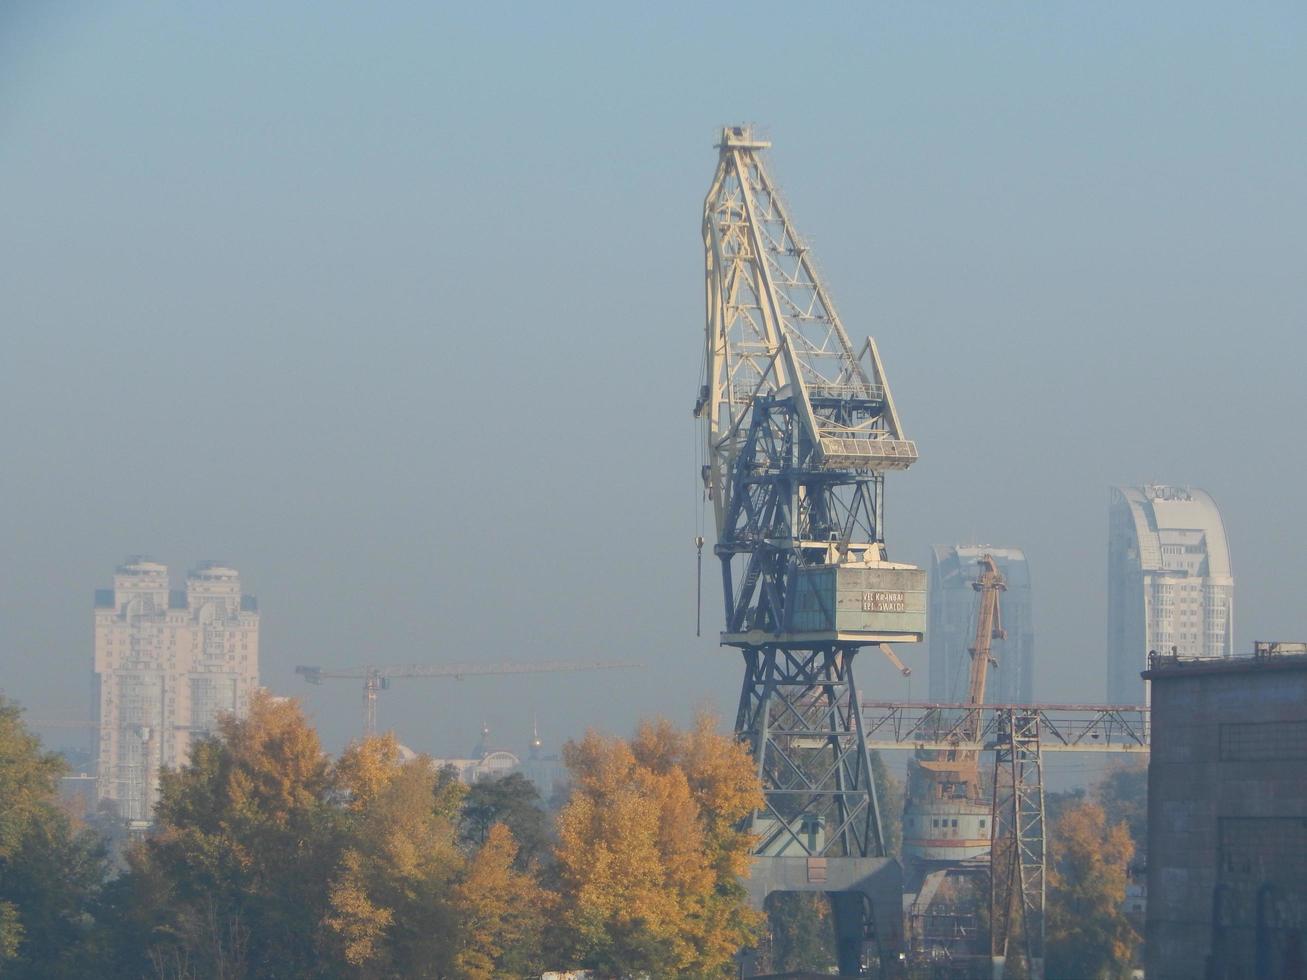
[866,699,1150,980]
[295,660,641,738]
[900,557,1006,932]
[698,125,924,977]
[868,557,1150,979]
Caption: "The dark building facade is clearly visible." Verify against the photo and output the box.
[1144,643,1307,980]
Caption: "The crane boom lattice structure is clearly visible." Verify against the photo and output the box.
[296,660,641,737]
[698,125,923,976]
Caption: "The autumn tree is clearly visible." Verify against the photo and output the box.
[1045,798,1139,980]
[110,691,342,978]
[323,744,466,977]
[324,733,549,979]
[0,697,106,979]
[552,714,763,977]
[451,822,551,979]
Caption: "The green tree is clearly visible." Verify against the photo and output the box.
[0,696,107,978]
[762,892,836,974]
[1095,761,1147,851]
[870,749,903,858]
[1045,798,1139,980]
[459,771,549,868]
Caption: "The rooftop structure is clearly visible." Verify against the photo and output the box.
[929,546,1033,704]
[93,559,259,824]
[1143,642,1307,979]
[1108,485,1233,704]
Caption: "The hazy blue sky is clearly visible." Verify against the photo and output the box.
[3,3,1304,780]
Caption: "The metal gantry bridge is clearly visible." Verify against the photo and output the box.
[863,701,1150,755]
[863,700,1150,978]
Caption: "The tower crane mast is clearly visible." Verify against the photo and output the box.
[295,660,641,738]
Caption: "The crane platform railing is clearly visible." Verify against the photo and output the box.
[806,382,887,401]
[818,437,919,469]
[862,701,1149,753]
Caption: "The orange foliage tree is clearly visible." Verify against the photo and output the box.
[1045,798,1140,979]
[553,714,763,977]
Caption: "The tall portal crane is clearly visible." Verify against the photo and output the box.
[895,555,1051,980]
[697,125,924,976]
[295,660,641,738]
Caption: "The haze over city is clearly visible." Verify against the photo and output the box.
[3,1,1305,763]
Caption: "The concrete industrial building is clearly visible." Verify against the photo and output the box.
[1143,643,1307,980]
[928,546,1033,704]
[1108,485,1234,704]
[93,559,260,825]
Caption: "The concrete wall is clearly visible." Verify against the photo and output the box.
[1144,656,1307,980]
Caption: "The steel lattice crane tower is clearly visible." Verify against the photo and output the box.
[296,660,641,738]
[697,125,924,976]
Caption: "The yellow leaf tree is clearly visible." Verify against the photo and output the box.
[554,715,763,977]
[452,822,552,979]
[134,691,340,978]
[1045,799,1140,979]
[322,740,466,977]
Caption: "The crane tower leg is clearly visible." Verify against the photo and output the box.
[737,646,906,976]
[989,709,1046,980]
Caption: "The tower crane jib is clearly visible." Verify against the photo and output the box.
[295,660,642,738]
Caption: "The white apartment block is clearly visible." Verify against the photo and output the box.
[93,559,260,824]
[1107,486,1233,705]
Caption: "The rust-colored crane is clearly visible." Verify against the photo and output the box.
[950,554,1007,768]
[295,660,642,737]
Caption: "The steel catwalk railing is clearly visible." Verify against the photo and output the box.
[861,701,1149,754]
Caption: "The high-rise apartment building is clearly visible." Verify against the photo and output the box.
[93,559,260,824]
[928,546,1034,704]
[1107,486,1233,704]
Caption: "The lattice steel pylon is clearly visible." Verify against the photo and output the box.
[697,125,923,976]
[989,709,1046,980]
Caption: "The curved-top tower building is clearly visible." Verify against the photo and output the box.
[1107,486,1233,704]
